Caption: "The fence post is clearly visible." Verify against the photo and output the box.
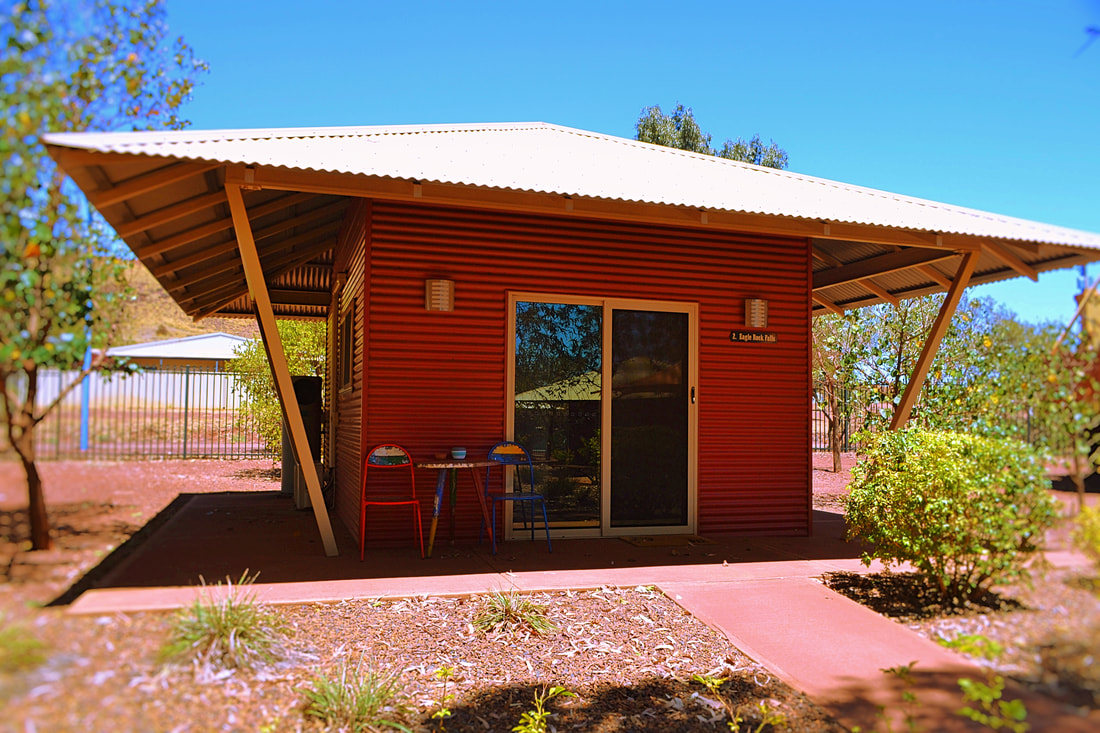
[182,366,190,459]
[79,347,93,452]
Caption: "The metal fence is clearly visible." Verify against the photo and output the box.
[3,367,269,460]
[812,381,1065,453]
[811,384,888,452]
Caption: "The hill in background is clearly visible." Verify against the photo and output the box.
[116,262,260,345]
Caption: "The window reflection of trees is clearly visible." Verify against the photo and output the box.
[514,302,602,528]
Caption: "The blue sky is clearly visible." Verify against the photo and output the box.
[165,0,1100,326]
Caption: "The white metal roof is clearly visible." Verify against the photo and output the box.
[43,122,1100,250]
[106,332,253,360]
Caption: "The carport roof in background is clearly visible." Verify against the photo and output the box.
[43,121,1100,250]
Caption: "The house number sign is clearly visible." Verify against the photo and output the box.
[730,330,778,343]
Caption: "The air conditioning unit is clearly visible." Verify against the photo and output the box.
[294,462,325,510]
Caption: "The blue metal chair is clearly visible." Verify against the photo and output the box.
[481,441,552,554]
[360,444,424,560]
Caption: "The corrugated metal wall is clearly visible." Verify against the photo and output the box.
[333,201,368,538]
[345,201,811,547]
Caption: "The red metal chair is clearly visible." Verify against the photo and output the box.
[482,441,552,554]
[360,444,423,560]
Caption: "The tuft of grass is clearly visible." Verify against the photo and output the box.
[512,685,576,733]
[692,674,787,732]
[160,571,287,672]
[300,661,412,732]
[473,590,558,636]
[0,613,47,673]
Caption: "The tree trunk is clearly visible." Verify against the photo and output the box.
[21,453,52,551]
[829,389,843,473]
[825,383,843,473]
[11,366,52,550]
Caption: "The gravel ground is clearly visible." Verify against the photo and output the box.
[2,453,1098,730]
[0,458,843,732]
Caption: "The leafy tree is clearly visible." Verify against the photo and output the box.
[0,0,206,550]
[811,310,869,471]
[227,321,326,457]
[634,103,789,169]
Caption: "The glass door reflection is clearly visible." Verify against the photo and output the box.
[513,301,602,530]
[609,309,689,528]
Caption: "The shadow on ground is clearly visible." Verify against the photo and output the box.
[45,490,867,605]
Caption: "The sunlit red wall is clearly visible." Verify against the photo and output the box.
[335,200,812,548]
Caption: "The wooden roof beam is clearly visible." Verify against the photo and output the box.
[811,244,844,267]
[176,233,336,301]
[813,248,957,290]
[156,219,341,280]
[225,182,337,556]
[981,240,1039,281]
[184,239,336,317]
[814,243,901,307]
[269,289,331,307]
[857,278,900,307]
[251,200,348,242]
[813,294,845,315]
[131,191,316,258]
[88,161,220,209]
[917,264,953,289]
[890,252,978,430]
[115,190,227,238]
[166,223,341,293]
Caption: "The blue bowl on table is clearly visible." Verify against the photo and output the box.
[451,447,467,460]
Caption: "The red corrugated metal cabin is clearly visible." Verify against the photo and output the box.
[43,121,1100,556]
[334,199,812,548]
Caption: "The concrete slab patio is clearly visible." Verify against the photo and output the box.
[61,490,1098,732]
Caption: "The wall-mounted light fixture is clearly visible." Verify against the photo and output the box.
[745,298,768,329]
[424,279,455,312]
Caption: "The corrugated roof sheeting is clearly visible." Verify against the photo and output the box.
[45,122,1100,249]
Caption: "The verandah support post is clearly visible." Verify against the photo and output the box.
[225,181,339,557]
[889,251,978,430]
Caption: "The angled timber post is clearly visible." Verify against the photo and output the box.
[225,180,339,556]
[889,251,978,430]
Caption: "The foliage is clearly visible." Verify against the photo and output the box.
[635,104,789,169]
[692,674,788,732]
[300,661,412,733]
[0,0,206,549]
[812,310,871,470]
[161,572,288,673]
[957,676,1030,732]
[1072,505,1100,570]
[429,664,456,730]
[472,590,558,636]
[512,686,576,733]
[937,633,1004,662]
[226,319,326,456]
[0,613,47,672]
[862,654,1030,733]
[845,428,1058,608]
[812,294,1100,495]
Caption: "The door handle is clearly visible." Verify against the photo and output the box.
[691,386,696,404]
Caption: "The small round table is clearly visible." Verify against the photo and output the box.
[415,459,495,557]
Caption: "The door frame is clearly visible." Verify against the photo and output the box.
[506,291,699,539]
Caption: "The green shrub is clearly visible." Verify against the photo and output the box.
[1072,505,1100,570]
[845,428,1057,608]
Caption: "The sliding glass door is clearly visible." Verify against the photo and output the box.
[608,308,690,528]
[509,294,696,538]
